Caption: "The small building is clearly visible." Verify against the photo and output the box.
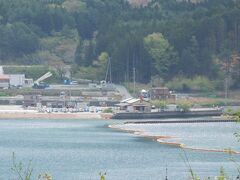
[9,74,25,87]
[23,95,42,107]
[0,66,4,74]
[0,75,10,89]
[149,87,173,100]
[117,98,151,112]
[9,74,33,88]
[117,98,134,111]
[46,101,65,108]
[24,78,34,87]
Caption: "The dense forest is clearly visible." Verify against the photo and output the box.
[0,0,240,89]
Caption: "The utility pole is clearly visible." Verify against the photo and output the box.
[133,67,136,96]
[109,57,112,83]
[224,56,231,100]
[69,89,71,106]
[105,57,112,83]
[224,76,229,100]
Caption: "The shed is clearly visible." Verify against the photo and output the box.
[23,95,42,107]
[0,75,10,89]
[149,87,170,100]
[116,98,151,112]
[9,74,25,87]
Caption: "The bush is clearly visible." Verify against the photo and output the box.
[166,76,215,92]
[151,100,167,111]
[73,66,99,81]
[103,108,113,113]
[177,101,192,112]
[0,92,8,96]
[234,108,240,119]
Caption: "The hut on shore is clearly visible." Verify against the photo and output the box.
[116,98,151,112]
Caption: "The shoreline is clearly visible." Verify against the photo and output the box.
[109,124,240,155]
[0,112,103,119]
[0,105,105,119]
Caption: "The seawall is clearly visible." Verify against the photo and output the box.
[112,110,223,119]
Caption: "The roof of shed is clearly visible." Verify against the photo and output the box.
[0,75,10,80]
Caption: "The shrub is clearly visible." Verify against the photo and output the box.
[103,108,113,113]
[177,101,192,112]
[234,108,240,120]
[0,92,8,96]
[151,100,167,111]
[166,76,215,92]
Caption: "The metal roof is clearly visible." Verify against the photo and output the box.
[151,87,168,90]
[121,98,134,103]
[0,75,10,80]
[127,98,140,104]
[120,98,151,105]
[115,102,129,107]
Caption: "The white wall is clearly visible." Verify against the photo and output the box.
[9,74,25,86]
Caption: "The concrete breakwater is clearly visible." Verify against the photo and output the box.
[124,119,236,124]
[112,109,223,119]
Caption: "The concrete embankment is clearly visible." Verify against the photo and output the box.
[124,119,236,124]
[112,110,223,119]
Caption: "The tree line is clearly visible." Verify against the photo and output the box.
[0,0,240,88]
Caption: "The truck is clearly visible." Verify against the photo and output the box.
[32,72,52,89]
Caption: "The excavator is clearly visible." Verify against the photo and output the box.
[32,72,52,89]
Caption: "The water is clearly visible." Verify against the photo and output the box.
[0,118,239,179]
[113,119,240,152]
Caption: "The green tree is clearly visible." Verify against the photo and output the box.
[180,36,200,76]
[144,33,178,79]
[93,52,109,80]
[0,22,39,58]
[75,39,96,66]
[151,100,167,112]
[217,167,227,180]
[177,101,191,112]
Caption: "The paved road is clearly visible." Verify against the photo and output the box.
[50,84,89,90]
[114,84,132,100]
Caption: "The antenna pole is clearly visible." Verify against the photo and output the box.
[133,67,136,96]
[109,57,112,83]
[105,57,110,82]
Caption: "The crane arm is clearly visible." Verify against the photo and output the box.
[34,72,52,84]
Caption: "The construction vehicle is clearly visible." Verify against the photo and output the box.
[32,72,52,89]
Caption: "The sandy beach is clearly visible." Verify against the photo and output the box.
[0,105,104,119]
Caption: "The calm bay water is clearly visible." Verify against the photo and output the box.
[0,118,239,179]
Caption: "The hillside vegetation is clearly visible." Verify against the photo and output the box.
[0,0,240,89]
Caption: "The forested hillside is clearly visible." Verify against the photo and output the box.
[0,0,240,88]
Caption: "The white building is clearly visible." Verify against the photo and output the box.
[0,66,4,74]
[0,66,33,88]
[117,98,152,112]
[9,74,25,87]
